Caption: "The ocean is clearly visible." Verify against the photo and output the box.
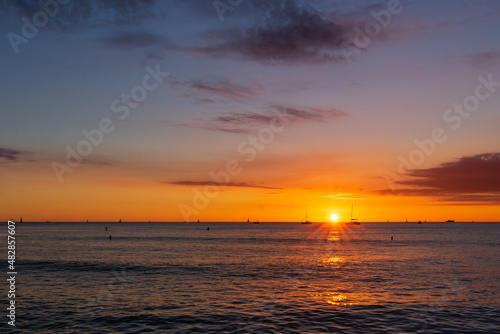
[7,222,500,333]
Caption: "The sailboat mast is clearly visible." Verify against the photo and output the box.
[351,204,353,221]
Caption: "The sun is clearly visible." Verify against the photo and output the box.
[330,214,339,222]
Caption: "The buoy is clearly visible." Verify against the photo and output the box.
[391,236,393,241]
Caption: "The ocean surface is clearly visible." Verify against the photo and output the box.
[6,222,500,333]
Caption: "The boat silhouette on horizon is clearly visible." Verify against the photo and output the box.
[301,210,312,224]
[346,204,360,225]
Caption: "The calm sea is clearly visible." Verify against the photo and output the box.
[6,222,500,333]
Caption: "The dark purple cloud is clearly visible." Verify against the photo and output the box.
[0,147,22,162]
[170,78,255,99]
[379,153,500,203]
[198,0,353,63]
[103,31,167,49]
[0,0,159,28]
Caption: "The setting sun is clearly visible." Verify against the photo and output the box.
[330,214,339,222]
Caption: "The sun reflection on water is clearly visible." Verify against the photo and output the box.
[323,256,343,266]
[325,293,355,306]
[328,231,340,242]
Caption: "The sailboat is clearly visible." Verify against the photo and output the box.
[301,211,312,224]
[247,218,250,223]
[346,204,360,225]
[19,217,23,223]
[118,218,122,223]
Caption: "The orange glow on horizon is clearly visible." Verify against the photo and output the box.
[1,164,499,222]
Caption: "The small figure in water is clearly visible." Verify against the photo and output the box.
[105,226,108,231]
[207,227,210,231]
[391,236,393,241]
[109,234,112,240]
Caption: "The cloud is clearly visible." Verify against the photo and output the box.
[0,148,23,162]
[103,31,167,49]
[175,123,251,134]
[212,105,346,126]
[467,51,500,68]
[0,0,159,28]
[271,105,347,124]
[170,79,255,99]
[323,194,367,200]
[179,104,347,133]
[166,180,281,190]
[378,153,500,203]
[198,0,353,63]
[435,3,500,30]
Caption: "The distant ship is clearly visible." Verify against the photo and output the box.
[346,204,360,225]
[253,220,259,224]
[301,210,312,224]
[445,220,455,223]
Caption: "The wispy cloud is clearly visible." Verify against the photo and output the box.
[435,2,500,30]
[323,193,367,200]
[0,0,160,28]
[166,180,281,190]
[0,147,23,162]
[272,105,347,124]
[103,31,168,49]
[467,51,500,68]
[378,153,500,203]
[178,104,347,133]
[170,78,255,99]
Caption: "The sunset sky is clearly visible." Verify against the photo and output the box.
[1,0,499,222]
